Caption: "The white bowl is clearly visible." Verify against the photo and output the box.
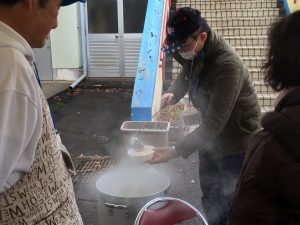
[127,145,154,163]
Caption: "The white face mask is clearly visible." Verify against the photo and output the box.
[179,38,199,60]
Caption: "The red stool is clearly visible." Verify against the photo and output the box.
[134,197,208,225]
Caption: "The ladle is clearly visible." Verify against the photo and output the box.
[128,108,163,157]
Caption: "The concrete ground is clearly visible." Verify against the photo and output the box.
[47,79,204,225]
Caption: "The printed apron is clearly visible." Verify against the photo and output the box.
[0,90,83,225]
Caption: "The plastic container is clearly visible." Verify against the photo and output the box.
[120,121,170,147]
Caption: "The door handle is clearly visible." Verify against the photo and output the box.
[115,34,119,39]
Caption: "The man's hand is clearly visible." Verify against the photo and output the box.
[146,147,177,164]
[160,93,175,109]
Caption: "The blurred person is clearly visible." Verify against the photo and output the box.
[0,0,85,224]
[147,7,261,225]
[227,10,300,225]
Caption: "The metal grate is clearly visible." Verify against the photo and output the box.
[72,156,115,185]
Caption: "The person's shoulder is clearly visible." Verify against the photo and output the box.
[252,128,280,146]
[0,47,38,101]
[243,130,275,172]
[0,46,15,68]
[212,33,243,66]
[0,46,31,72]
[252,129,289,165]
[248,129,272,151]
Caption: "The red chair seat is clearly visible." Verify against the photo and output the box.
[134,197,208,225]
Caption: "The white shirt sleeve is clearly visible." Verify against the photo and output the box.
[0,91,39,192]
[0,47,42,193]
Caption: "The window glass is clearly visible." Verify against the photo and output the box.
[88,0,118,33]
[124,0,148,33]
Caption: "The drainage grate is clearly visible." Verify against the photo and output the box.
[72,155,115,185]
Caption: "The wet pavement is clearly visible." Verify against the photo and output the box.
[48,79,203,225]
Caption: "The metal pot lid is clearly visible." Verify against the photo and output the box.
[96,169,170,198]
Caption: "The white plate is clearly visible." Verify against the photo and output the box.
[127,145,154,162]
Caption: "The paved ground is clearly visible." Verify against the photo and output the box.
[47,79,204,225]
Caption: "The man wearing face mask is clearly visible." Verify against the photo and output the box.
[147,7,261,225]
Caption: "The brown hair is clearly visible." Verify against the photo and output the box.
[263,11,300,91]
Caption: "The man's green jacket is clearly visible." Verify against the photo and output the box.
[168,30,261,158]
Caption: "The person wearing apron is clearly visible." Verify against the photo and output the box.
[0,0,85,224]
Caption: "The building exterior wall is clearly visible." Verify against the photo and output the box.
[50,3,84,80]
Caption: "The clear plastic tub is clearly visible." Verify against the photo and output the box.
[120,121,170,147]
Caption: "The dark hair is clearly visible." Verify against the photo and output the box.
[0,0,49,7]
[0,0,19,5]
[181,10,210,43]
[197,17,210,34]
[189,29,200,40]
[189,25,209,41]
[263,11,300,91]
